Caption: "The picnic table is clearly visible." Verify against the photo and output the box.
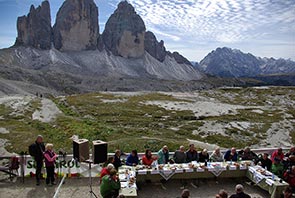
[119,161,289,198]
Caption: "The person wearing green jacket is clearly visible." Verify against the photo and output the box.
[157,145,169,164]
[100,169,121,198]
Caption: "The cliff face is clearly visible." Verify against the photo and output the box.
[53,0,99,51]
[102,1,146,58]
[15,1,52,50]
[144,31,167,62]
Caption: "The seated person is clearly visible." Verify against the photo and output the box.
[272,158,284,178]
[285,155,295,171]
[256,153,272,171]
[100,163,114,183]
[271,148,284,163]
[103,156,115,167]
[199,149,209,163]
[210,147,224,162]
[229,184,251,198]
[224,148,238,162]
[113,150,122,170]
[238,147,258,162]
[173,146,186,164]
[285,147,295,158]
[283,166,295,192]
[126,150,139,166]
[142,149,157,166]
[158,145,169,164]
[100,169,121,198]
[186,144,198,162]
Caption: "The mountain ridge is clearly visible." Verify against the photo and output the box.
[198,47,295,78]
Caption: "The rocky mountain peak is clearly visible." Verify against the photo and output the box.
[144,31,166,62]
[102,0,146,58]
[15,0,52,50]
[53,0,99,51]
[199,47,262,77]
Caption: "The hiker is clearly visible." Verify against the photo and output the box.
[29,135,45,186]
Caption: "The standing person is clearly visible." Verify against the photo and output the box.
[216,189,228,198]
[142,149,157,166]
[173,146,186,164]
[229,184,251,198]
[29,135,45,186]
[224,148,238,162]
[100,169,121,198]
[210,148,224,162]
[44,143,57,185]
[113,150,122,170]
[158,145,169,164]
[126,150,139,166]
[186,144,198,162]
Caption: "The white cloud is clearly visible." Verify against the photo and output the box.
[126,0,295,44]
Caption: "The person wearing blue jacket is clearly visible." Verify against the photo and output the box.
[126,150,139,166]
[224,147,238,162]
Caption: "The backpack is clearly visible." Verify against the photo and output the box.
[10,156,20,170]
[29,143,37,157]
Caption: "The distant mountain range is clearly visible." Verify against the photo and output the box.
[0,0,294,95]
[197,47,295,78]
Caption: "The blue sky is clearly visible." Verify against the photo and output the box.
[0,0,294,62]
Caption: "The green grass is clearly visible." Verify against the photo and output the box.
[0,88,294,154]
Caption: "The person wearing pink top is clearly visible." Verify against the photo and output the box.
[271,148,284,163]
[44,143,57,185]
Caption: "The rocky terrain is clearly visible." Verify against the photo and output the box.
[0,87,294,154]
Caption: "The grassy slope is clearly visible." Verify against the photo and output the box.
[0,87,294,154]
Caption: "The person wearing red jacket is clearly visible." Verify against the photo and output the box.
[100,163,114,183]
[44,143,57,185]
[142,149,157,166]
[271,148,284,163]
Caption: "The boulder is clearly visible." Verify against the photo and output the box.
[53,0,99,51]
[102,1,146,58]
[15,1,52,50]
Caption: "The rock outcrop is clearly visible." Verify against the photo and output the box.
[169,51,193,66]
[144,31,166,62]
[53,0,99,51]
[15,1,52,50]
[102,1,146,58]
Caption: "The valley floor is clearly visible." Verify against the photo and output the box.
[0,86,294,154]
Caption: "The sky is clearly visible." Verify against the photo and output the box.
[0,0,294,62]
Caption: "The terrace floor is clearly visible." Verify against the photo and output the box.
[0,175,270,198]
